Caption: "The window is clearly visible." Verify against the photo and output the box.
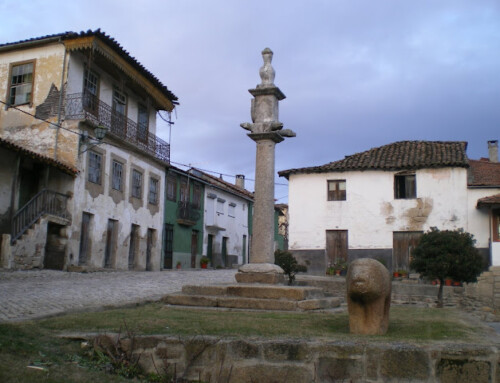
[131,169,143,198]
[394,173,416,199]
[327,180,346,201]
[216,198,225,214]
[111,160,123,191]
[179,180,189,203]
[88,151,102,184]
[112,88,127,116]
[166,175,177,201]
[193,184,202,209]
[9,61,34,105]
[149,178,159,205]
[228,202,236,218]
[493,209,500,242]
[83,67,99,111]
[137,105,149,142]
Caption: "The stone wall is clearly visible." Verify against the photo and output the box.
[94,334,499,383]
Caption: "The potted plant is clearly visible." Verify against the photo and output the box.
[326,266,335,276]
[200,256,209,269]
[393,270,400,278]
[176,261,181,270]
[398,269,408,278]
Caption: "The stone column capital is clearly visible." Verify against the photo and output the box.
[249,86,286,100]
[248,132,284,143]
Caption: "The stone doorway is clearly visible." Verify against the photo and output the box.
[44,222,66,270]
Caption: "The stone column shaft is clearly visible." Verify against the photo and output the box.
[251,138,276,263]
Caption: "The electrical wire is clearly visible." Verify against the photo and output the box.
[1,99,289,188]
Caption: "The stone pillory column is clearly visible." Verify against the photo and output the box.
[236,48,296,284]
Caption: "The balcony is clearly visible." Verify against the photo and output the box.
[65,93,170,164]
[176,201,201,226]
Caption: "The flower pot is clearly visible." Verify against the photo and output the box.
[176,264,181,270]
[335,270,341,276]
[453,281,461,286]
[445,279,452,286]
[201,263,207,269]
[393,272,400,278]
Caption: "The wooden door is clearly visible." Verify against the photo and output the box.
[222,237,228,267]
[79,213,92,266]
[104,219,117,268]
[190,230,198,268]
[207,234,214,263]
[146,228,154,271]
[163,224,173,269]
[392,231,423,272]
[128,224,139,270]
[326,230,348,265]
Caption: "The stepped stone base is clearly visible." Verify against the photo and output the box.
[235,272,285,284]
[163,283,341,311]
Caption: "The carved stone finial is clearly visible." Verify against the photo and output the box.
[259,48,275,87]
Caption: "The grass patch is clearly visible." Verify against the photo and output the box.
[0,304,486,382]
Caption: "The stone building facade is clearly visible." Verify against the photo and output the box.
[0,30,178,271]
[279,140,500,275]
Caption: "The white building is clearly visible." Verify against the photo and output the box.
[197,171,253,268]
[279,140,500,275]
[0,30,177,271]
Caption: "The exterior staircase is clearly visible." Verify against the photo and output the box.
[11,189,70,244]
[163,283,341,311]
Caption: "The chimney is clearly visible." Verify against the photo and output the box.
[235,174,245,189]
[488,140,498,163]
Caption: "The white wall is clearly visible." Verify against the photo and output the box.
[67,135,165,271]
[288,167,469,251]
[203,186,249,265]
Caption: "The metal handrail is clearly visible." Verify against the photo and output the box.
[177,201,201,222]
[65,92,170,164]
[11,189,70,244]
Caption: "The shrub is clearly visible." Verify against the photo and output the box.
[410,227,484,307]
[274,250,307,285]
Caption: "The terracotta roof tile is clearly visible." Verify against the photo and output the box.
[477,193,500,207]
[0,29,178,104]
[197,170,254,200]
[279,141,469,178]
[0,137,78,176]
[468,159,500,187]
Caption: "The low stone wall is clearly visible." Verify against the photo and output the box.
[94,334,499,383]
[297,268,500,320]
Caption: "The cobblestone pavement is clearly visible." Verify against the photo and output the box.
[0,269,237,322]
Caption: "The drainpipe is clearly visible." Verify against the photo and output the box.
[54,41,68,161]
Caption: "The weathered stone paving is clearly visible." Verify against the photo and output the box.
[0,269,237,322]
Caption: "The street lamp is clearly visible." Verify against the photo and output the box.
[79,125,108,154]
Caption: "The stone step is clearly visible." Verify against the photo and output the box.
[163,294,341,311]
[181,284,327,301]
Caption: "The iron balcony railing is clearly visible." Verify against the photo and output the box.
[11,189,70,244]
[65,92,170,164]
[177,201,201,223]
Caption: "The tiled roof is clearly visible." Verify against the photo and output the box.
[0,29,178,104]
[0,137,78,176]
[196,170,254,200]
[468,159,500,187]
[278,141,469,178]
[477,193,500,208]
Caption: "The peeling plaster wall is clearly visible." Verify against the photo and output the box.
[288,167,469,251]
[203,186,249,266]
[66,52,157,132]
[0,148,16,233]
[0,44,80,169]
[67,142,165,271]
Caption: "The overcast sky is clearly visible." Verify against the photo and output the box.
[2,0,499,201]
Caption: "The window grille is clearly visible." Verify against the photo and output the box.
[88,151,102,184]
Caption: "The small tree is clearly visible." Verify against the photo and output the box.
[410,227,484,307]
[274,249,307,285]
